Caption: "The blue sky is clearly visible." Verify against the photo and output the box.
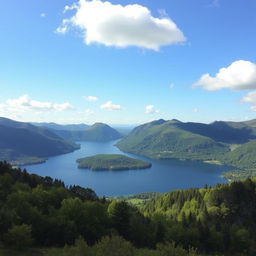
[0,0,256,124]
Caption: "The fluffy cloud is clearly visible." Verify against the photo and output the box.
[83,96,99,102]
[145,105,160,114]
[100,101,121,110]
[194,60,256,91]
[0,95,74,113]
[57,0,186,51]
[241,91,256,111]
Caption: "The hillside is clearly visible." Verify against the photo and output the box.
[77,154,152,170]
[116,119,229,161]
[222,140,256,169]
[52,122,122,142]
[1,161,256,255]
[0,117,79,165]
[243,118,256,128]
[167,120,256,144]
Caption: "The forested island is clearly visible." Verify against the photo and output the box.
[1,161,256,255]
[77,154,152,170]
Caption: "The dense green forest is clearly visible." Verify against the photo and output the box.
[77,154,151,170]
[1,161,256,255]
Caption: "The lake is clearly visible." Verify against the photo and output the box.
[23,140,230,197]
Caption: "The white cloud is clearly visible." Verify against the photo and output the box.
[145,105,160,114]
[194,60,256,91]
[56,19,69,34]
[40,13,46,18]
[83,95,99,102]
[57,0,186,51]
[0,95,74,113]
[242,91,256,104]
[100,101,121,111]
[241,91,256,111]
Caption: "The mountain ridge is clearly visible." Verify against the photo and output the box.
[116,118,256,162]
[47,122,123,142]
[0,117,79,165]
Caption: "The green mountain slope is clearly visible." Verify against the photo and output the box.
[172,120,256,144]
[0,117,79,164]
[53,122,122,142]
[222,140,256,169]
[1,161,256,255]
[116,119,229,160]
[243,118,256,128]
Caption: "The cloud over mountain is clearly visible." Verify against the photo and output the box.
[242,91,256,111]
[194,60,256,91]
[100,101,121,111]
[145,105,160,114]
[0,95,74,113]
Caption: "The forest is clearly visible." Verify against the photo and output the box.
[77,154,151,170]
[0,161,256,255]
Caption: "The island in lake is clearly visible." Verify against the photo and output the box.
[77,154,152,170]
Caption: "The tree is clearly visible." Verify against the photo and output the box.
[95,236,134,256]
[156,241,198,256]
[3,224,33,248]
[108,201,130,239]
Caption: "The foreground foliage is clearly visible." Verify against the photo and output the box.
[0,161,256,255]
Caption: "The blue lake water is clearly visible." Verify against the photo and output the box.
[23,140,230,197]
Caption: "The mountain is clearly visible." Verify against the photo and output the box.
[116,119,229,161]
[243,118,256,128]
[32,122,89,131]
[222,140,256,169]
[0,117,79,164]
[51,122,122,142]
[169,120,256,144]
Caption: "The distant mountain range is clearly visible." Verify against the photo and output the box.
[32,122,89,131]
[33,122,122,142]
[3,116,256,175]
[116,119,256,165]
[0,118,123,165]
[0,117,79,165]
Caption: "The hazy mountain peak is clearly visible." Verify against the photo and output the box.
[149,119,166,126]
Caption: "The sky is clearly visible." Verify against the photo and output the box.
[0,0,256,125]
